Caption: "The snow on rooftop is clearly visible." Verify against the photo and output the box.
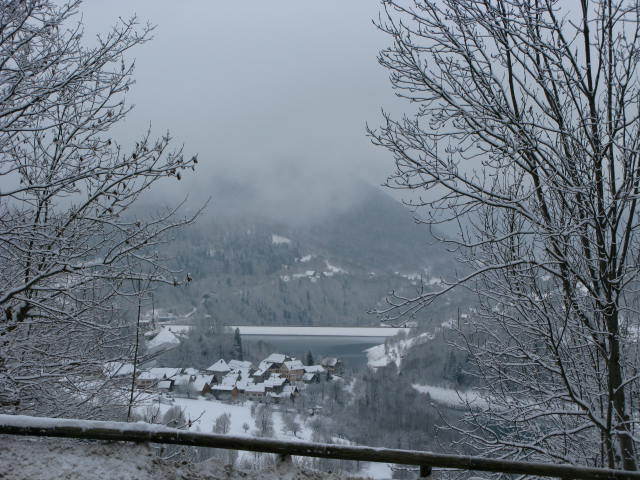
[284,360,304,370]
[304,365,325,373]
[264,353,287,364]
[148,367,181,379]
[245,383,265,393]
[265,376,287,387]
[191,375,214,391]
[146,328,180,352]
[206,359,230,373]
[222,372,239,385]
[211,384,236,391]
[173,374,192,386]
[228,359,252,370]
[103,362,134,377]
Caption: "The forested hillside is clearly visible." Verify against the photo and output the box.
[148,181,465,328]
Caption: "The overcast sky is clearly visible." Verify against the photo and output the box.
[80,1,403,218]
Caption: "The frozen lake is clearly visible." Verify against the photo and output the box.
[230,326,407,369]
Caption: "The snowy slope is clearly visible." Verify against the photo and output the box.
[411,384,489,409]
[365,332,434,368]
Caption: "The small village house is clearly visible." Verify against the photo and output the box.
[281,360,305,382]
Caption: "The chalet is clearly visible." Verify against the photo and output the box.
[264,375,288,394]
[211,384,239,401]
[251,364,271,383]
[281,360,305,382]
[321,357,343,375]
[156,379,174,392]
[190,375,214,396]
[206,359,231,375]
[135,371,156,390]
[172,374,194,393]
[244,383,266,400]
[270,384,299,403]
[235,378,253,395]
[262,353,290,374]
[302,372,320,384]
[221,372,239,386]
[303,365,325,374]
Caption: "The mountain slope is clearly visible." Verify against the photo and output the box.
[150,181,463,327]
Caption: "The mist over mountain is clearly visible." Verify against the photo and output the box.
[149,178,465,328]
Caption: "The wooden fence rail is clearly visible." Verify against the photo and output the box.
[0,414,638,480]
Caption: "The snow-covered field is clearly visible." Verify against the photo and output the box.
[139,396,312,441]
[365,332,434,368]
[135,396,390,478]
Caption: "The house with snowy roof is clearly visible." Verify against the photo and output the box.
[321,357,343,374]
[190,375,215,396]
[221,371,239,386]
[146,328,181,354]
[244,383,266,399]
[211,384,239,401]
[268,384,299,403]
[135,371,157,390]
[148,367,181,379]
[264,375,288,394]
[228,359,253,371]
[262,353,292,374]
[251,363,271,382]
[172,374,195,395]
[302,372,321,384]
[303,365,325,374]
[206,359,230,374]
[157,380,174,392]
[281,359,305,382]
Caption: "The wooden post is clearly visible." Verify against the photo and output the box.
[420,465,432,478]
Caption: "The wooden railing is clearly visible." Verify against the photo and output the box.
[0,414,638,480]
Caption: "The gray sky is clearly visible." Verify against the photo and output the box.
[80,1,403,218]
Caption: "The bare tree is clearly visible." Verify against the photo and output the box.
[214,412,231,435]
[370,0,640,471]
[0,1,199,417]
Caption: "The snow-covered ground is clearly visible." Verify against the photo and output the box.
[0,436,368,480]
[138,396,312,441]
[134,396,391,478]
[365,332,434,368]
[271,234,292,245]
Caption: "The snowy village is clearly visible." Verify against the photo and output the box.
[104,353,341,405]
